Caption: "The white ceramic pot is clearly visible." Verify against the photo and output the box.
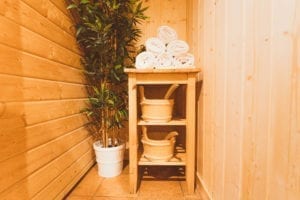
[93,141,125,178]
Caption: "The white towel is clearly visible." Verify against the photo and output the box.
[172,53,195,67]
[145,37,166,54]
[157,26,178,44]
[166,40,189,55]
[154,53,173,68]
[135,52,155,69]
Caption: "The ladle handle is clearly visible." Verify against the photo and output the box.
[142,126,149,141]
[139,86,146,101]
[164,131,178,140]
[164,84,179,99]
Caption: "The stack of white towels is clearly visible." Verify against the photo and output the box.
[135,26,195,69]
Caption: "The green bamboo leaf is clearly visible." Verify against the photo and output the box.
[80,0,90,4]
[107,99,114,105]
[67,4,77,10]
[76,26,84,37]
[114,64,122,70]
[104,24,112,32]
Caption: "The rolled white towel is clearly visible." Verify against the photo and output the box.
[154,52,173,68]
[166,40,189,55]
[135,52,155,69]
[157,26,178,44]
[145,37,166,54]
[172,53,195,67]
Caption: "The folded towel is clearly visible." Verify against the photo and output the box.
[135,52,155,69]
[154,53,173,68]
[157,26,178,44]
[145,37,166,54]
[166,40,189,55]
[172,53,195,67]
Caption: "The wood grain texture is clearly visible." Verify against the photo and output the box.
[137,0,187,46]
[0,137,93,199]
[0,0,92,198]
[0,44,84,83]
[0,74,86,102]
[193,0,300,199]
[0,0,80,54]
[0,16,81,68]
[0,114,88,162]
[22,0,75,35]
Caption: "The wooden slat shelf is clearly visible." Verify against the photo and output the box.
[138,147,186,166]
[138,118,186,126]
[139,153,186,166]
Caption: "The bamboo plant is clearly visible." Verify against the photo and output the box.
[67,0,147,147]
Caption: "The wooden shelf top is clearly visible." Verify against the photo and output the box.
[124,67,201,74]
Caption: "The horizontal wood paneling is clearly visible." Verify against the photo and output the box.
[0,99,87,125]
[0,0,80,54]
[0,44,84,83]
[0,127,90,194]
[0,74,86,102]
[0,137,93,199]
[0,16,81,68]
[22,0,75,35]
[0,0,93,198]
[33,150,94,200]
[1,114,88,161]
[49,0,70,16]
[192,0,300,199]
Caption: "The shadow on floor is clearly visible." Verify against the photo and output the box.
[66,162,207,200]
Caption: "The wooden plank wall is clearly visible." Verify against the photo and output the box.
[137,0,189,117]
[0,0,94,199]
[138,0,187,46]
[193,0,300,199]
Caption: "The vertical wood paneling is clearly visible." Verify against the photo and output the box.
[288,2,300,198]
[267,1,295,199]
[212,0,227,198]
[0,0,92,199]
[138,0,187,46]
[201,0,215,195]
[241,0,272,198]
[223,0,244,198]
[193,0,300,199]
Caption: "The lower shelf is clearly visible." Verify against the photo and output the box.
[138,147,186,166]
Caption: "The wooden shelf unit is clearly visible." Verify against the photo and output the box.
[125,68,200,195]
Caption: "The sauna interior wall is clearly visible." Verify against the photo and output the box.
[192,0,300,199]
[0,1,94,199]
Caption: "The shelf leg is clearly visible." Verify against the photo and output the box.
[186,73,196,195]
[128,74,138,194]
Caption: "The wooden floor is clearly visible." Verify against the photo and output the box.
[66,162,207,200]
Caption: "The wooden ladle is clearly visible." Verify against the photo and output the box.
[139,84,179,100]
[164,84,179,99]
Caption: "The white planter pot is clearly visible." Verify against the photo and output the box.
[93,141,125,178]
